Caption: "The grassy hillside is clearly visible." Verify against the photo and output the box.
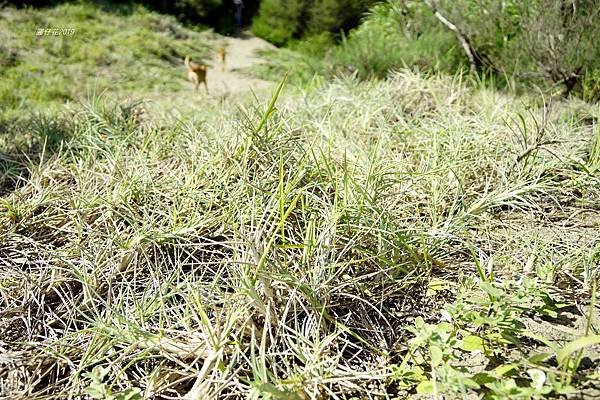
[1,3,600,399]
[0,2,219,119]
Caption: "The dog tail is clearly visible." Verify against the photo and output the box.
[184,55,191,70]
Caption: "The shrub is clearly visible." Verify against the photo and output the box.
[312,0,600,99]
[289,32,335,56]
[428,0,600,98]
[306,0,377,35]
[252,0,376,46]
[251,0,309,46]
[251,1,464,84]
[325,1,465,79]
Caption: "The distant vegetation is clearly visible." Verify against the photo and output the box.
[253,0,600,101]
[3,0,259,33]
[0,2,216,120]
[252,0,377,46]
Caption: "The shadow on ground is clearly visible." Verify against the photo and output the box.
[0,114,72,196]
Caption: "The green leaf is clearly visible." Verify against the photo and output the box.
[462,377,480,389]
[256,382,286,396]
[555,384,578,395]
[435,322,454,333]
[492,363,517,377]
[416,380,434,394]
[255,74,287,134]
[480,282,503,298]
[459,335,485,352]
[557,335,600,365]
[473,372,495,385]
[528,352,553,364]
[414,316,425,329]
[84,382,110,399]
[84,366,110,382]
[426,279,450,296]
[252,382,305,400]
[429,345,443,367]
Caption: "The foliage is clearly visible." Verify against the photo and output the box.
[258,0,600,100]
[252,0,376,46]
[251,0,309,46]
[325,1,464,79]
[305,0,377,35]
[392,276,599,398]
[84,367,142,400]
[252,1,464,82]
[142,0,234,32]
[430,0,600,98]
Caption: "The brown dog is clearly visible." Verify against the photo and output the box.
[184,55,208,93]
[216,47,226,72]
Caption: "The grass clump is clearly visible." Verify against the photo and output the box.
[2,67,599,398]
[1,2,600,399]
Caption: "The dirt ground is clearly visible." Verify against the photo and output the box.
[203,31,276,96]
[139,30,277,119]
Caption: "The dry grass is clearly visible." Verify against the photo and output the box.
[1,4,599,399]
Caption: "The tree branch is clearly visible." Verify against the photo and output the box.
[423,0,477,73]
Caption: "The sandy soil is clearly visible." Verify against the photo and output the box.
[205,31,276,96]
[140,31,277,118]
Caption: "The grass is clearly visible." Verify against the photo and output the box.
[0,2,219,120]
[249,1,466,88]
[1,2,600,399]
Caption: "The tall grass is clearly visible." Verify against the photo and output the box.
[2,66,599,397]
[1,2,599,398]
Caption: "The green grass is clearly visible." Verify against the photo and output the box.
[249,1,467,88]
[1,3,600,399]
[0,2,218,119]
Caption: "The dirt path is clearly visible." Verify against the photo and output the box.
[207,31,276,95]
[141,31,276,117]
